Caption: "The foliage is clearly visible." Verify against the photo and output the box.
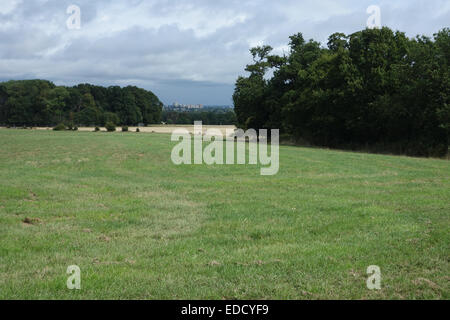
[233,27,450,157]
[53,123,66,131]
[105,121,116,132]
[0,81,163,127]
[161,109,237,125]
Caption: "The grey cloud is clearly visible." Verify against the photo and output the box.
[0,0,448,104]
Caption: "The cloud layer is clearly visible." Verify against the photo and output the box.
[0,0,449,104]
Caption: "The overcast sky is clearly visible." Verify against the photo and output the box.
[0,0,449,105]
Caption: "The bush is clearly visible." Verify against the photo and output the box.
[122,126,129,132]
[73,126,78,131]
[136,128,140,133]
[105,122,116,132]
[53,123,66,131]
[94,127,100,132]
[104,112,121,127]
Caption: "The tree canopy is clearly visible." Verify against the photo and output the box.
[0,81,163,127]
[233,27,450,157]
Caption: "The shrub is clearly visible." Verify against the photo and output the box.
[53,123,66,131]
[73,126,78,131]
[136,128,140,133]
[104,112,120,126]
[94,127,100,132]
[105,122,116,132]
[122,126,129,132]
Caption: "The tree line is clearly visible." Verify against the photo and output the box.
[162,109,237,125]
[0,80,163,127]
[233,27,450,157]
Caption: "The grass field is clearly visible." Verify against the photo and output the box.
[0,129,449,299]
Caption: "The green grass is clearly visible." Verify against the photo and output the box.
[0,129,449,300]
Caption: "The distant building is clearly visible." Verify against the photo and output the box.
[166,103,204,110]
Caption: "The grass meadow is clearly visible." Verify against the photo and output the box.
[0,129,449,299]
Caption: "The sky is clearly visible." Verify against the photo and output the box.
[0,0,449,105]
